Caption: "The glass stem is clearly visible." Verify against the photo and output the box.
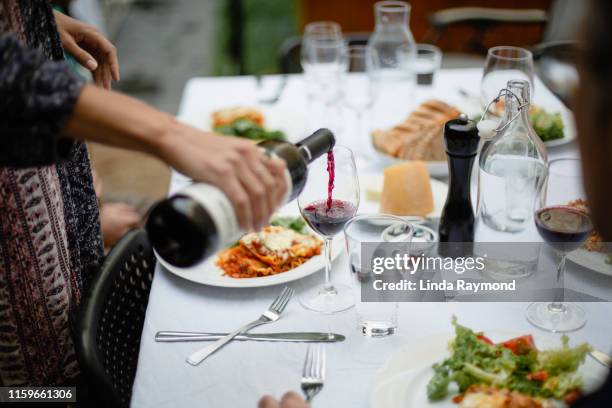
[549,253,567,313]
[323,238,336,294]
[356,109,367,157]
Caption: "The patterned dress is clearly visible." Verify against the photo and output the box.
[0,0,104,386]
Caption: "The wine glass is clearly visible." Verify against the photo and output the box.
[301,22,347,134]
[298,145,359,313]
[481,46,535,110]
[526,158,593,332]
[342,45,379,158]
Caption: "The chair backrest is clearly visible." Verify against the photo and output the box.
[74,229,155,407]
[278,32,371,74]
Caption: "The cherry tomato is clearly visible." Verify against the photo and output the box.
[477,334,494,345]
[527,370,548,382]
[501,335,536,355]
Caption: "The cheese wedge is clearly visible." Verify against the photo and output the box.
[379,161,434,216]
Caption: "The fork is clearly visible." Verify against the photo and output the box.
[186,286,294,365]
[301,344,326,402]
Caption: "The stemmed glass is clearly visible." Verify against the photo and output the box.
[301,22,347,134]
[342,45,379,158]
[298,146,359,313]
[481,46,535,110]
[526,158,593,332]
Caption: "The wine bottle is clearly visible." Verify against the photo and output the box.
[146,129,335,267]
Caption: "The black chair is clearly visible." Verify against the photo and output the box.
[73,229,155,407]
[278,32,370,74]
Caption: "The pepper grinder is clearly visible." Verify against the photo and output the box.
[438,115,480,256]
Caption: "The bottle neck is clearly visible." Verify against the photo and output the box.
[375,5,410,31]
[504,82,531,121]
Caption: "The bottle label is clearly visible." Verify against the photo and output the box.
[181,184,242,251]
[262,148,295,203]
[179,168,293,251]
[281,168,293,203]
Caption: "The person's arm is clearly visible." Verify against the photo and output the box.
[0,33,80,167]
[0,32,286,231]
[63,85,287,231]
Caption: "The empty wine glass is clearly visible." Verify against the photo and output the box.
[526,158,592,332]
[342,45,379,158]
[301,22,347,134]
[298,146,359,314]
[481,46,535,110]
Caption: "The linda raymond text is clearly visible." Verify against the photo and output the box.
[373,279,517,293]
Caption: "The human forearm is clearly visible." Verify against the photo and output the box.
[63,84,174,158]
[62,84,288,231]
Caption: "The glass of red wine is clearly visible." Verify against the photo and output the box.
[298,145,359,313]
[526,158,593,332]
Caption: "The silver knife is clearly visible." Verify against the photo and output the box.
[155,331,345,343]
[590,348,612,368]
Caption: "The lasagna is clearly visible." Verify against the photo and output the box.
[217,226,322,278]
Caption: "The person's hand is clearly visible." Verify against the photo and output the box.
[53,10,119,89]
[99,202,141,247]
[258,392,309,408]
[158,122,288,231]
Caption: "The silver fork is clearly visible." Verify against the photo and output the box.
[301,344,326,402]
[186,286,294,365]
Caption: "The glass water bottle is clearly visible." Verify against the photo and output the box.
[478,79,548,233]
[367,1,416,123]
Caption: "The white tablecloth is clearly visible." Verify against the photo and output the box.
[131,69,612,407]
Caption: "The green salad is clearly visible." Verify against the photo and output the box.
[427,317,591,402]
[270,216,309,234]
[214,118,286,141]
[530,109,565,142]
[471,108,565,143]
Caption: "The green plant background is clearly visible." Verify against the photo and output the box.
[215,0,301,75]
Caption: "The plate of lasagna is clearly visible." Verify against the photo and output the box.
[156,215,343,288]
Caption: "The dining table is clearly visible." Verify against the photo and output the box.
[130,68,612,407]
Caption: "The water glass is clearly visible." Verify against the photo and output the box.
[342,45,379,157]
[343,214,413,337]
[301,22,347,134]
[481,46,534,109]
[414,44,442,85]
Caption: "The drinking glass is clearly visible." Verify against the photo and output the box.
[481,46,535,109]
[301,22,347,134]
[414,44,442,85]
[526,158,592,332]
[342,45,379,157]
[344,214,413,337]
[298,146,359,313]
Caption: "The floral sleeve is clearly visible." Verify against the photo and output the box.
[0,33,83,167]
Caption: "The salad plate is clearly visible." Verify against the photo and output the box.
[370,324,608,408]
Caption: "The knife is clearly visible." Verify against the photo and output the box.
[590,348,612,368]
[155,331,345,343]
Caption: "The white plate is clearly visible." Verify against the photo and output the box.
[360,175,448,219]
[371,108,576,171]
[156,203,343,288]
[568,248,612,277]
[371,153,449,178]
[370,331,608,408]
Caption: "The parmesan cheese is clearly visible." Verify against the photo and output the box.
[379,161,434,216]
